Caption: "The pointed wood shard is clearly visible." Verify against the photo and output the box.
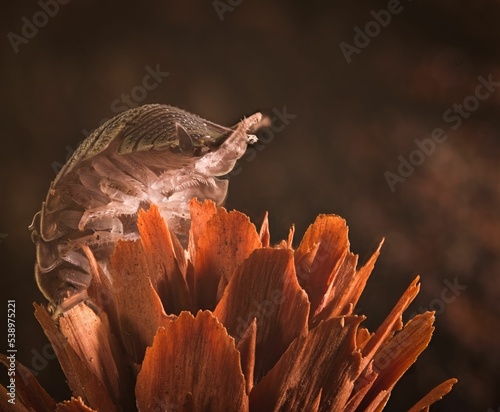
[236,318,257,394]
[358,311,435,411]
[138,205,191,314]
[408,378,458,412]
[56,397,97,411]
[259,211,270,248]
[214,248,309,381]
[34,304,117,411]
[136,311,248,411]
[361,277,421,365]
[294,214,349,320]
[191,203,261,310]
[250,316,364,411]
[109,240,173,364]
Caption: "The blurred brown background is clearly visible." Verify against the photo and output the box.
[1,1,499,410]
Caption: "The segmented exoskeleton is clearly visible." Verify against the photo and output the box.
[30,104,262,315]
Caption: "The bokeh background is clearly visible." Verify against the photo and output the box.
[1,1,499,410]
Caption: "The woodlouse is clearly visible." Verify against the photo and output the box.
[30,104,262,315]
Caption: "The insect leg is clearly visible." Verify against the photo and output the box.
[58,242,91,274]
[66,179,110,209]
[78,201,139,231]
[83,215,124,234]
[35,262,92,316]
[59,210,85,231]
[58,268,92,291]
[99,177,145,202]
[109,153,160,186]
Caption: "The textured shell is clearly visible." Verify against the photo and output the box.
[31,104,262,314]
[56,104,233,182]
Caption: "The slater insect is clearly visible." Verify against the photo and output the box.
[30,104,262,315]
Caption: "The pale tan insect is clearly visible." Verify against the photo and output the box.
[30,104,262,315]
